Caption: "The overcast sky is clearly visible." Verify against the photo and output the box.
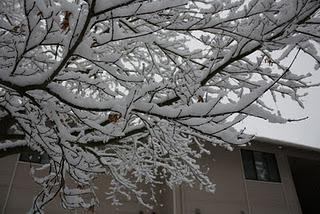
[240,52,320,149]
[187,37,320,149]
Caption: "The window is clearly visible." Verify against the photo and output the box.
[241,149,281,182]
[19,150,49,164]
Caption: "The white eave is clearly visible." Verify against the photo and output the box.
[252,136,320,153]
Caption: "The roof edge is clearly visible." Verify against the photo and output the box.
[252,136,320,153]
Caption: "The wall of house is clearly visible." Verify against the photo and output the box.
[176,140,320,214]
[177,147,248,214]
[1,140,319,214]
[0,155,19,213]
[3,160,67,214]
[0,157,164,214]
[246,142,301,214]
[180,146,249,214]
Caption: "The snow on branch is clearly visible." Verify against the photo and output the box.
[0,0,319,212]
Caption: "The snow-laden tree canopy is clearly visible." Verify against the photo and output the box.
[0,0,319,212]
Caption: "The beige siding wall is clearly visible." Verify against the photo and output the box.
[273,150,302,214]
[180,146,249,214]
[157,184,173,214]
[177,141,313,214]
[1,140,319,214]
[245,181,288,214]
[0,159,163,214]
[2,160,67,214]
[0,155,19,212]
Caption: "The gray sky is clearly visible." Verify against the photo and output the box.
[187,38,320,149]
[241,52,320,149]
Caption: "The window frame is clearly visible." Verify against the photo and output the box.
[241,149,281,183]
[19,149,49,164]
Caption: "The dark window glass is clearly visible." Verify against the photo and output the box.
[264,152,281,182]
[19,150,49,164]
[254,151,270,181]
[241,149,257,180]
[241,149,281,182]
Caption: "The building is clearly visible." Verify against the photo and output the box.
[0,137,319,214]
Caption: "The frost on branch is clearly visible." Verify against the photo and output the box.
[0,0,319,213]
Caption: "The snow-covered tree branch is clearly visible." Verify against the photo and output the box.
[0,0,319,212]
